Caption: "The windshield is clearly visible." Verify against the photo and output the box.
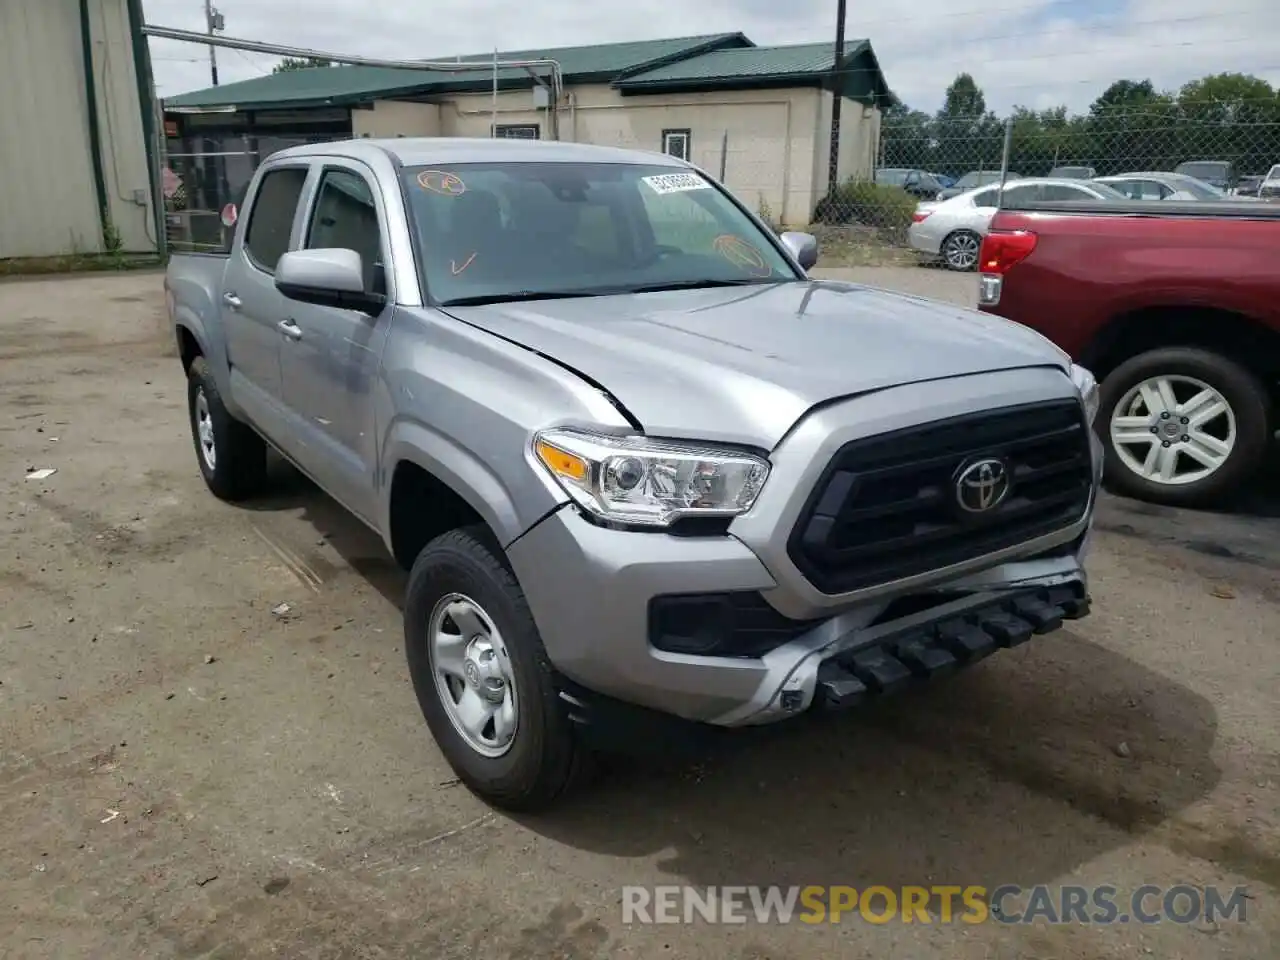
[955,171,1019,189]
[1176,162,1229,183]
[1170,175,1226,200]
[398,162,798,305]
[1085,181,1131,201]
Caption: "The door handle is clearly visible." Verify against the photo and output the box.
[277,319,303,341]
[222,292,242,309]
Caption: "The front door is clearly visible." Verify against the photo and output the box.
[221,163,310,440]
[277,161,394,524]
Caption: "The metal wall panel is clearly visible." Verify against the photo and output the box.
[0,0,156,259]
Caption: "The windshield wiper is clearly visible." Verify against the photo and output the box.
[621,278,785,294]
[438,290,605,307]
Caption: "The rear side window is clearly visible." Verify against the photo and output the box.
[1000,184,1041,206]
[244,167,308,273]
[1040,184,1092,201]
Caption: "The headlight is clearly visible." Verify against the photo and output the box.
[532,428,770,528]
[1071,364,1100,426]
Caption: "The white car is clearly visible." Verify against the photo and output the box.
[1095,171,1260,202]
[908,177,1127,271]
[1261,163,1280,200]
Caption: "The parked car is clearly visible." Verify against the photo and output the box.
[1048,165,1097,179]
[1173,160,1235,192]
[978,198,1280,507]
[1233,174,1264,197]
[936,170,1024,201]
[165,137,1102,810]
[1260,164,1280,201]
[874,167,949,199]
[909,177,1127,271]
[1095,171,1258,202]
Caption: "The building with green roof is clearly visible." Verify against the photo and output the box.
[163,32,892,226]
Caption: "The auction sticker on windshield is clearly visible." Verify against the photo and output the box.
[641,172,711,195]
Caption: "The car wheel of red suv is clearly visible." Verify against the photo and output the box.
[1098,346,1272,507]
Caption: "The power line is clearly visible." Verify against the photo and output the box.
[849,0,1261,29]
[924,11,1270,49]
[228,47,271,75]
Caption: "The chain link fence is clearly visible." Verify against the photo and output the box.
[811,109,1280,255]
[161,134,340,253]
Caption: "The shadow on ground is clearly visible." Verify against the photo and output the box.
[242,455,408,609]
[227,460,1231,902]
[517,632,1221,893]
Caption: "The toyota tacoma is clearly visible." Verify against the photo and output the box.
[165,138,1103,810]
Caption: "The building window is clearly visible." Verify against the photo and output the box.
[662,129,691,161]
[494,124,540,139]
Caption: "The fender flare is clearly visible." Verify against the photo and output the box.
[379,418,545,553]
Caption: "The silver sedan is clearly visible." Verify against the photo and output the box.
[908,177,1126,271]
[1095,171,1261,202]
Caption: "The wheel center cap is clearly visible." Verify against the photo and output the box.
[1161,420,1181,439]
[462,659,482,688]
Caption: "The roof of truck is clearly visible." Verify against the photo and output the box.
[271,136,691,167]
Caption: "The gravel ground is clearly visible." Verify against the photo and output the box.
[1,269,1277,959]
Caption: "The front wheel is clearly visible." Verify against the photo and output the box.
[940,230,981,271]
[1099,347,1272,507]
[404,527,582,811]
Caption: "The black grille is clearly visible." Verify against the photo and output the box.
[788,399,1093,595]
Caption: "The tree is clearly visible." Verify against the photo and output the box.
[273,57,334,73]
[1089,79,1162,116]
[1178,73,1276,122]
[1177,73,1278,173]
[933,74,1002,176]
[939,73,987,120]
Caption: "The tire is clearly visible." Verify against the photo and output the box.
[940,230,981,271]
[404,527,582,811]
[1098,346,1272,508]
[186,356,268,501]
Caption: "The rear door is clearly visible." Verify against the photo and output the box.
[221,162,311,438]
[277,159,395,523]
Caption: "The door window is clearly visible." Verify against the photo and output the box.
[305,168,385,292]
[999,184,1041,206]
[243,166,308,273]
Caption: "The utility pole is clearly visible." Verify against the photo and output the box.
[204,0,223,85]
[827,0,847,192]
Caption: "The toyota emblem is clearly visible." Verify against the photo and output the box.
[955,457,1011,513]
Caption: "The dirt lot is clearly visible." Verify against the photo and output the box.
[2,269,1277,959]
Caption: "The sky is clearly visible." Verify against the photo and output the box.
[142,0,1280,115]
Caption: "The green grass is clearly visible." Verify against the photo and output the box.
[0,252,164,278]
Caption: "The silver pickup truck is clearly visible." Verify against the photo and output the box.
[166,137,1103,810]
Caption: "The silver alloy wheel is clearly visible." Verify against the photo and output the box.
[195,388,217,471]
[943,232,980,270]
[1108,374,1237,486]
[428,593,518,758]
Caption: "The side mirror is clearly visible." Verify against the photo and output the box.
[779,231,819,270]
[275,248,385,316]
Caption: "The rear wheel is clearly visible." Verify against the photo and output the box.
[1099,347,1272,507]
[187,357,267,501]
[940,230,981,271]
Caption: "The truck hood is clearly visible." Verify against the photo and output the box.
[441,279,1070,449]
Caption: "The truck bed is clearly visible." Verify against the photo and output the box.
[995,199,1280,219]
